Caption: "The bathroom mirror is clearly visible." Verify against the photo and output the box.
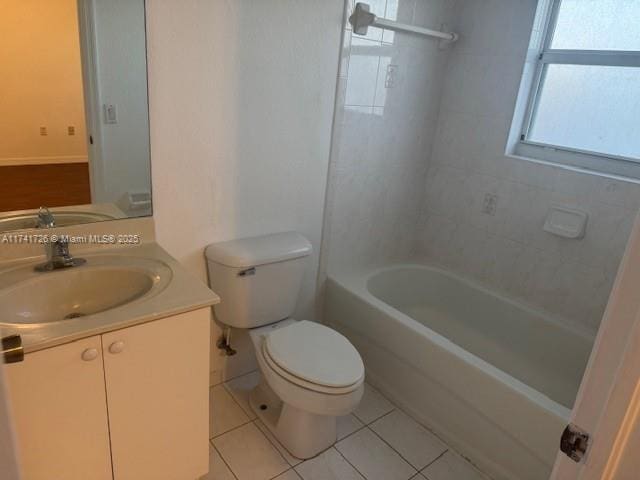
[0,0,151,233]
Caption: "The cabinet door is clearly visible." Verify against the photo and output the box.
[4,336,112,480]
[102,309,210,480]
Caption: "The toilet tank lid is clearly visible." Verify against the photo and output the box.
[205,232,312,268]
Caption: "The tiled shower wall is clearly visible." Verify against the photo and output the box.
[324,0,640,335]
[416,0,640,334]
[322,0,457,274]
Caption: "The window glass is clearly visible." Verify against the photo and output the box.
[529,64,640,160]
[551,0,640,51]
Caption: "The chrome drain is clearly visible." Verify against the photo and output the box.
[64,312,86,320]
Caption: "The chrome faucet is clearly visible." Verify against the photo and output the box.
[36,206,56,229]
[34,206,86,272]
[35,239,87,271]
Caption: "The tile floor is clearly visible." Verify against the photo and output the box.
[206,371,491,480]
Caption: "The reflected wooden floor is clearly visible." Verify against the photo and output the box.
[0,163,91,211]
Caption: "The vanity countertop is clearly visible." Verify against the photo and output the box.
[0,242,220,353]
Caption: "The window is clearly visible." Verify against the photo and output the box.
[517,0,640,176]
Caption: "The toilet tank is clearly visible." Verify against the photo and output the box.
[205,232,312,329]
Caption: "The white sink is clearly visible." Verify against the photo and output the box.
[0,255,172,326]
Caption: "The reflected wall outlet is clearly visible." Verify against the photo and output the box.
[482,193,498,216]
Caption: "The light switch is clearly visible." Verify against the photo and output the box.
[385,64,399,88]
[39,126,48,136]
[68,126,75,136]
[104,104,118,124]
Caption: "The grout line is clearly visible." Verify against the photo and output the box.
[420,449,448,478]
[337,419,367,442]
[210,376,259,440]
[366,407,395,426]
[362,383,475,472]
[442,449,494,480]
[353,405,397,426]
[267,467,298,480]
[211,442,240,480]
[222,377,259,420]
[211,419,290,480]
[335,421,367,445]
[221,368,260,385]
[251,419,292,468]
[252,419,300,468]
[366,426,419,474]
[210,416,254,441]
[332,445,371,480]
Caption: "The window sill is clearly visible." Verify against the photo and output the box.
[511,142,640,184]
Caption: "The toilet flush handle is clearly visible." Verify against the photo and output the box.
[238,267,256,277]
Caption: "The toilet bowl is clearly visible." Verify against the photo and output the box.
[205,232,365,459]
[248,319,364,458]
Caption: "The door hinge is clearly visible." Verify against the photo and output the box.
[561,423,590,463]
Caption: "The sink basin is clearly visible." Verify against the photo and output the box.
[0,211,117,233]
[0,255,172,325]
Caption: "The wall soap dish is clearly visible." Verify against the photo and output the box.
[543,206,588,239]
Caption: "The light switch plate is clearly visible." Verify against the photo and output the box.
[104,104,118,124]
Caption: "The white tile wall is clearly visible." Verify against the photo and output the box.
[323,0,640,334]
[415,0,640,334]
[322,0,457,276]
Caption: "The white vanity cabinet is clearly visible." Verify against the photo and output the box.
[5,308,211,480]
[5,335,113,480]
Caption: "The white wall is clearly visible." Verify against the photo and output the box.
[91,0,151,213]
[0,0,87,164]
[146,0,343,379]
[322,0,458,277]
[417,0,640,335]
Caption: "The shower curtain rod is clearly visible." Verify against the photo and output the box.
[349,2,459,43]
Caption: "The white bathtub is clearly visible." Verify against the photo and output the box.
[325,264,594,480]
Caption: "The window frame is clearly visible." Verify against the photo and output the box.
[516,0,640,176]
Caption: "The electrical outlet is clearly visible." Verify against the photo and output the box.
[39,126,48,136]
[67,126,75,136]
[482,193,498,216]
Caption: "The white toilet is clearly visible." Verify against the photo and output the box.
[205,232,364,459]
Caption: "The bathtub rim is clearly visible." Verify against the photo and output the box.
[366,262,596,342]
[327,262,594,420]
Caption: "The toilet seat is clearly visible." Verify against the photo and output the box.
[263,321,364,394]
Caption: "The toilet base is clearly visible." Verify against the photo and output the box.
[249,380,337,459]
